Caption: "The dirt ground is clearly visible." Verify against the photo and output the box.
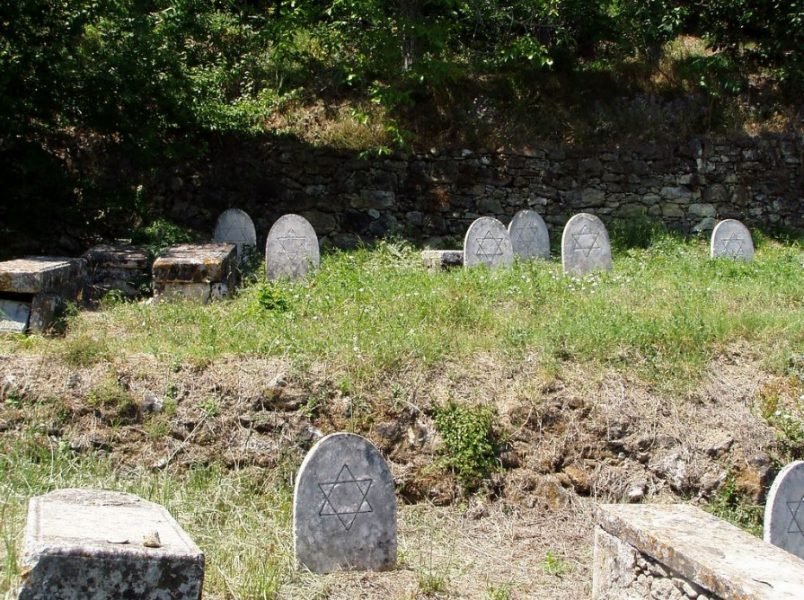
[0,344,796,598]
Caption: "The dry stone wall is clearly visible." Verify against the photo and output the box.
[159,134,802,247]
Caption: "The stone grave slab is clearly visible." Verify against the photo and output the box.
[213,208,257,261]
[561,213,612,276]
[294,433,396,573]
[0,257,85,334]
[764,460,804,559]
[421,250,463,270]
[0,299,30,334]
[265,214,320,281]
[0,257,85,296]
[508,209,550,260]
[152,243,236,303]
[710,218,754,260]
[18,488,204,600]
[463,217,513,268]
[83,244,150,301]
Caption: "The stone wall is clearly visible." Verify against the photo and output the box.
[159,134,802,247]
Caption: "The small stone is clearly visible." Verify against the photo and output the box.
[140,393,164,414]
[627,482,647,503]
[142,530,162,548]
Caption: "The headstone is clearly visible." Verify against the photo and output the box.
[508,209,550,260]
[764,460,804,559]
[152,243,237,303]
[710,219,754,260]
[213,208,257,261]
[561,213,613,276]
[0,299,30,334]
[18,488,204,600]
[463,217,513,268]
[294,433,396,573]
[265,214,320,281]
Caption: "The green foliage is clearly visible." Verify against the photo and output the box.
[706,475,764,536]
[132,218,198,258]
[254,283,291,312]
[87,374,139,424]
[434,401,499,490]
[541,550,569,576]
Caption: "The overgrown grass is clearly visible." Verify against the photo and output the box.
[3,234,799,396]
[0,432,294,599]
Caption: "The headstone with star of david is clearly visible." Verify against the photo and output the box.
[463,216,513,268]
[265,214,320,281]
[508,209,550,260]
[710,219,754,261]
[561,213,613,276]
[293,432,396,573]
[764,460,804,559]
[213,208,257,262]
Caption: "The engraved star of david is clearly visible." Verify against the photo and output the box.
[571,225,601,257]
[318,464,373,531]
[512,224,539,252]
[475,231,505,261]
[719,232,745,256]
[278,228,307,259]
[785,495,804,537]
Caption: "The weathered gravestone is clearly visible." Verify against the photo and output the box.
[710,219,754,260]
[213,208,257,261]
[0,257,86,334]
[764,460,804,559]
[508,209,550,260]
[265,214,320,281]
[152,243,237,303]
[18,488,204,600]
[463,217,513,268]
[294,433,396,573]
[83,244,150,302]
[561,213,613,276]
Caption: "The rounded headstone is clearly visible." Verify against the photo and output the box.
[764,460,804,559]
[213,208,257,259]
[293,433,396,573]
[710,219,754,260]
[561,213,612,276]
[508,209,550,260]
[265,214,320,281]
[463,217,513,268]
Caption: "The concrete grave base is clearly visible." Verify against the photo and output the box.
[152,243,236,303]
[83,244,150,301]
[18,488,204,600]
[421,250,463,270]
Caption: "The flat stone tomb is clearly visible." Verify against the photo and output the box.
[508,209,550,260]
[595,503,804,600]
[561,213,612,276]
[0,257,86,334]
[18,488,204,600]
[152,243,236,303]
[83,244,150,301]
[265,214,320,281]
[294,433,397,573]
[710,218,754,260]
[463,216,513,268]
[764,460,804,559]
[213,208,257,261]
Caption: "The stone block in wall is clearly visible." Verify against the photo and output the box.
[302,210,337,234]
[353,190,395,210]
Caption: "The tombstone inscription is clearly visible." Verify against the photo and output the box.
[213,208,257,261]
[561,213,612,276]
[764,460,804,559]
[508,209,550,260]
[710,219,754,260]
[294,433,396,573]
[463,216,513,268]
[265,214,320,281]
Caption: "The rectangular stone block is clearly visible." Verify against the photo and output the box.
[595,503,804,600]
[421,250,463,270]
[84,244,151,300]
[152,243,236,283]
[0,257,85,295]
[18,488,204,600]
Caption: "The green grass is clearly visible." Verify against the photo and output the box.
[4,234,800,395]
